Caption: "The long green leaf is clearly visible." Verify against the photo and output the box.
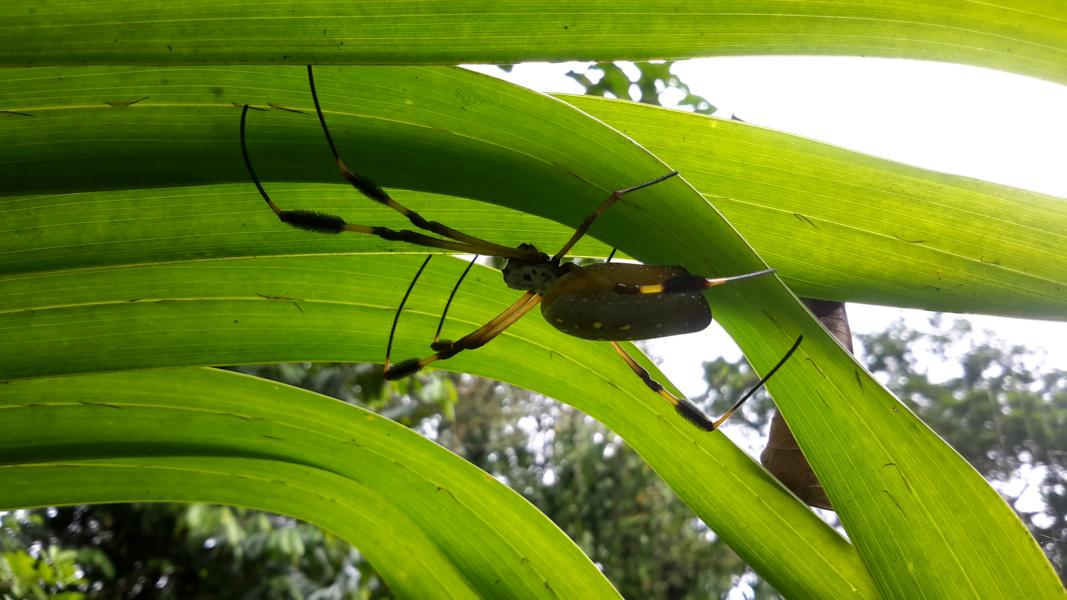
[1,1,1065,84]
[1,66,873,597]
[563,95,1067,320]
[2,67,1064,318]
[6,460,479,599]
[0,368,619,599]
[1,65,1060,596]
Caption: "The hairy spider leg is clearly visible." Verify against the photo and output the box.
[611,335,803,431]
[385,292,542,380]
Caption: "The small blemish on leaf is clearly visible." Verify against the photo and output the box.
[793,213,817,228]
[268,102,305,114]
[106,96,149,108]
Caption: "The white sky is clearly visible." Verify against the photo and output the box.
[469,58,1067,404]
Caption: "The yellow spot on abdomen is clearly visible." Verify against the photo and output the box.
[592,321,603,329]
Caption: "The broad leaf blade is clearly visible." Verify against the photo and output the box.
[563,95,1067,320]
[0,368,619,599]
[1,1,1064,84]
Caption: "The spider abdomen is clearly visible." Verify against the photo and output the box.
[541,263,712,340]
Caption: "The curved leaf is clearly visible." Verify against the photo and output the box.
[563,95,1067,320]
[0,368,619,599]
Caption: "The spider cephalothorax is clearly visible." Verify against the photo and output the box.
[501,243,569,293]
